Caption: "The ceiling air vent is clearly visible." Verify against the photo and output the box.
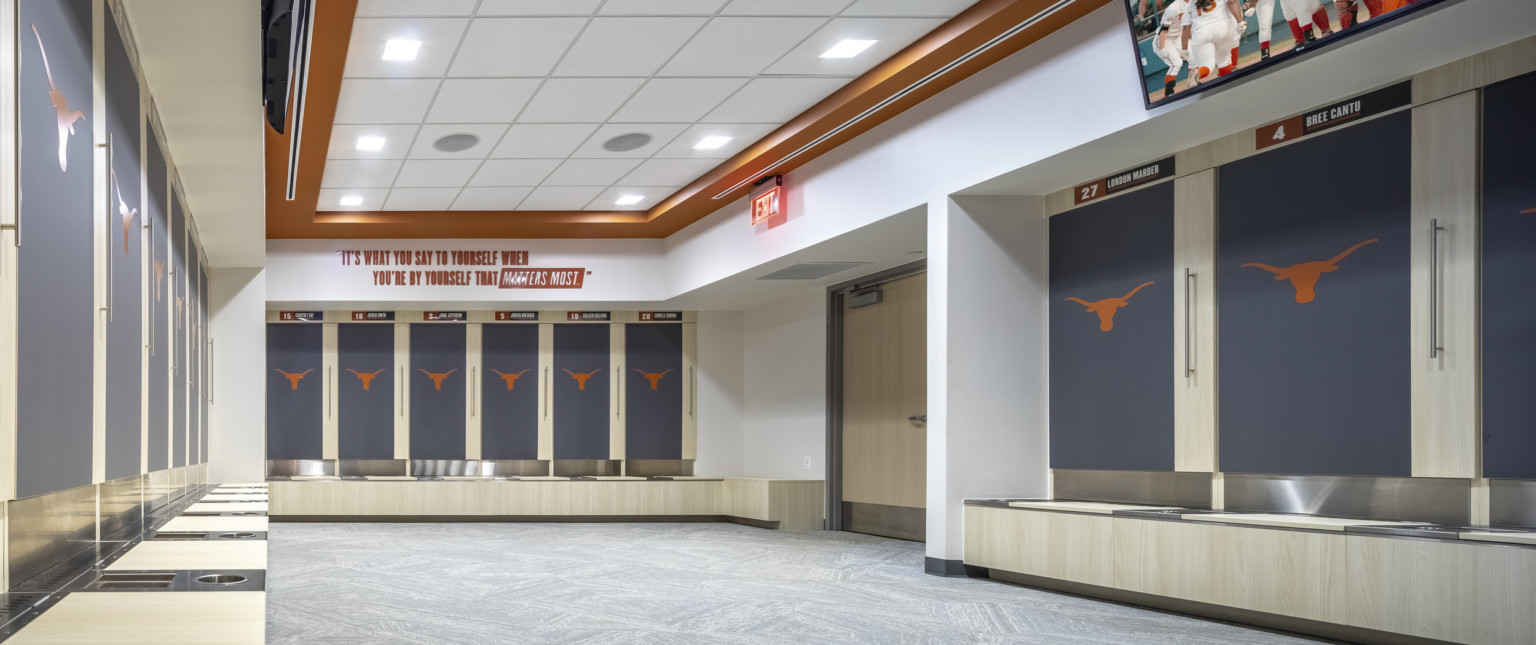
[757,262,868,281]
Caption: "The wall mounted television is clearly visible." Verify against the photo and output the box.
[1125,0,1447,108]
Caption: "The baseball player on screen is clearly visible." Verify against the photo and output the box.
[1154,0,1189,97]
[1181,0,1243,84]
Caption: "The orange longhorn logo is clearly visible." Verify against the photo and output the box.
[112,168,136,255]
[1064,282,1154,332]
[346,369,385,390]
[418,369,457,390]
[274,369,312,390]
[153,260,164,301]
[1242,238,1378,304]
[175,296,183,328]
[634,368,674,390]
[1521,208,1536,214]
[489,369,529,390]
[33,25,85,173]
[562,369,602,390]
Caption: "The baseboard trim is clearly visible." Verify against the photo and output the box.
[924,557,989,578]
[983,569,1454,645]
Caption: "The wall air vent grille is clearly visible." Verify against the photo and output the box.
[757,263,868,281]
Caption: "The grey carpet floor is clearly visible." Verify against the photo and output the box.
[266,522,1320,645]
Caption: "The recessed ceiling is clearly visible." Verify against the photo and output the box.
[322,0,979,212]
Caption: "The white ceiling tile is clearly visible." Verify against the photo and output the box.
[384,188,462,210]
[357,0,478,17]
[618,158,719,187]
[660,17,826,76]
[326,124,420,159]
[543,159,643,186]
[469,159,563,186]
[334,79,439,123]
[489,124,600,158]
[451,187,535,210]
[406,124,509,159]
[763,17,944,76]
[570,123,688,159]
[701,77,845,123]
[720,0,854,15]
[476,0,601,15]
[448,18,586,77]
[317,188,389,211]
[518,186,606,210]
[394,160,482,187]
[587,186,681,211]
[840,0,979,16]
[426,79,541,123]
[320,159,403,188]
[554,17,708,77]
[653,123,779,159]
[598,0,728,14]
[610,78,747,123]
[518,78,646,123]
[343,18,468,78]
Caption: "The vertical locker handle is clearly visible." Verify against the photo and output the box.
[1184,269,1195,377]
[544,367,550,418]
[146,220,154,354]
[689,367,695,419]
[326,366,331,418]
[470,367,476,418]
[99,135,112,319]
[208,339,214,404]
[1430,219,1445,358]
[399,366,404,417]
[616,363,622,418]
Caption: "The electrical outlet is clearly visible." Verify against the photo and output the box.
[803,456,812,470]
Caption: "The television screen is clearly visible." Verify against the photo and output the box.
[1125,0,1444,107]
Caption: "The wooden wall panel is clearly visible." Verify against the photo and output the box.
[964,506,1114,587]
[1173,171,1217,472]
[1346,536,1536,645]
[1409,92,1479,478]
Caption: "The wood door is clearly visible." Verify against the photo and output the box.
[842,272,926,541]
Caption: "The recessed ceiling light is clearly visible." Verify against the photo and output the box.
[381,39,421,61]
[355,136,385,151]
[820,39,877,59]
[615,194,644,206]
[339,195,364,207]
[694,136,733,150]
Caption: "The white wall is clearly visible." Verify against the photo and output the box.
[742,290,827,479]
[208,268,266,483]
[927,196,1050,562]
[693,311,744,477]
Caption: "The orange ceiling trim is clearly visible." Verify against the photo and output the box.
[265,0,1110,240]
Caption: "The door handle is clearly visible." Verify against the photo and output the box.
[908,415,926,423]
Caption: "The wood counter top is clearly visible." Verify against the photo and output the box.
[186,502,267,513]
[159,516,270,533]
[106,541,267,571]
[4,592,264,644]
[1007,501,1175,514]
[1183,513,1429,531]
[1459,531,1536,546]
[199,494,267,502]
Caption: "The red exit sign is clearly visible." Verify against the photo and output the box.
[750,175,782,225]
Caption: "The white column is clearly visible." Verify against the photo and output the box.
[926,195,1051,568]
[207,268,266,483]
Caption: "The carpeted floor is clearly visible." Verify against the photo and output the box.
[265,522,1320,644]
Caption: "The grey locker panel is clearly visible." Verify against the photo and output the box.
[146,127,169,472]
[104,6,142,480]
[410,324,466,460]
[553,325,610,460]
[16,0,95,498]
[339,324,395,459]
[267,324,324,459]
[1049,182,1176,471]
[172,194,186,467]
[481,324,539,460]
[625,324,683,460]
[1483,71,1536,479]
[1218,112,1412,477]
[200,266,209,464]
